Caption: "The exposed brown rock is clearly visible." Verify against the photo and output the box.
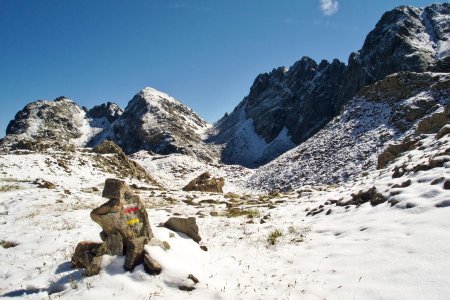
[71,241,102,276]
[377,139,417,169]
[182,172,225,193]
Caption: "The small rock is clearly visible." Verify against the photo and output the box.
[200,245,208,251]
[143,253,162,274]
[431,177,445,185]
[443,180,450,190]
[179,286,195,291]
[188,274,199,284]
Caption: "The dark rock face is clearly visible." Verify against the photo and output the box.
[109,88,217,162]
[340,4,450,103]
[87,102,123,123]
[209,3,450,168]
[208,58,345,167]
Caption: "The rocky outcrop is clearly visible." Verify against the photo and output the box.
[182,172,225,193]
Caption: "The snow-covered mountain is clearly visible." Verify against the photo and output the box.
[209,3,450,167]
[0,88,218,162]
[107,87,218,162]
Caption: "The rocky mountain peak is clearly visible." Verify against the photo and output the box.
[108,87,217,162]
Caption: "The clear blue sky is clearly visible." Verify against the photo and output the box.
[0,0,443,137]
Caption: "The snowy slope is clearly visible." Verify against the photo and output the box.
[250,72,450,191]
[1,113,449,299]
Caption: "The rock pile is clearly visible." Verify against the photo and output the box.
[72,178,160,276]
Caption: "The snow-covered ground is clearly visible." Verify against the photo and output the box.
[1,127,449,299]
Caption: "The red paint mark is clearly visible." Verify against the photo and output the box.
[124,207,139,214]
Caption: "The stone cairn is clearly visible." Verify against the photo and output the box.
[72,178,162,276]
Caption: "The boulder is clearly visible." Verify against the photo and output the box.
[182,172,225,193]
[163,217,201,243]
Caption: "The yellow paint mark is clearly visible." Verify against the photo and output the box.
[127,218,140,225]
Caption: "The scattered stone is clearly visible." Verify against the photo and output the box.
[337,187,386,207]
[71,241,102,276]
[260,219,266,224]
[182,172,225,193]
[0,240,19,249]
[444,180,450,190]
[163,217,201,243]
[436,124,450,139]
[431,177,446,185]
[199,199,219,205]
[392,179,412,188]
[143,253,162,274]
[147,238,171,250]
[326,209,332,215]
[392,165,406,178]
[188,274,200,284]
[200,245,208,251]
[34,179,56,189]
[178,286,195,292]
[435,200,450,208]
